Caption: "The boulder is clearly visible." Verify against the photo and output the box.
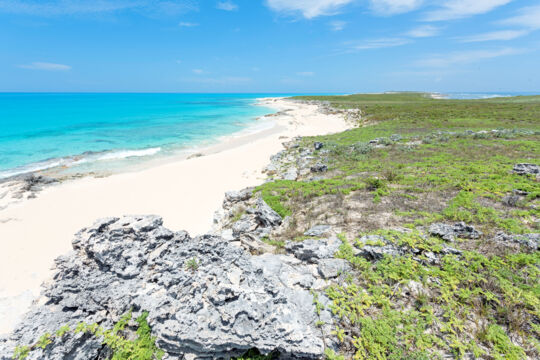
[317,259,350,279]
[313,142,324,150]
[255,198,282,227]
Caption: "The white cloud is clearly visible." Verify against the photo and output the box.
[216,1,237,11]
[179,21,198,27]
[192,69,204,74]
[499,4,540,30]
[370,0,423,15]
[0,0,197,16]
[424,0,512,21]
[17,62,71,71]
[297,71,314,76]
[329,20,346,31]
[458,30,528,42]
[406,25,440,37]
[345,37,410,50]
[265,0,354,19]
[416,47,522,67]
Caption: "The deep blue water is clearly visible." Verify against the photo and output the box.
[0,93,290,179]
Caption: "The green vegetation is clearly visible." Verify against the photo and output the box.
[256,93,540,359]
[331,232,539,359]
[13,311,164,360]
[185,257,199,271]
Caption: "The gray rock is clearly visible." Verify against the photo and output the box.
[232,214,258,236]
[0,216,330,360]
[356,244,401,261]
[313,142,324,150]
[429,222,481,241]
[224,188,253,203]
[494,232,539,250]
[283,167,298,181]
[512,163,539,176]
[317,259,350,279]
[502,194,521,207]
[310,163,328,173]
[285,236,341,263]
[255,198,282,227]
[440,245,463,256]
[303,225,332,237]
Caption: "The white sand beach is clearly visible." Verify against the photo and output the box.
[0,98,350,335]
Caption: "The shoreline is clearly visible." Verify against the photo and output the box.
[0,97,352,335]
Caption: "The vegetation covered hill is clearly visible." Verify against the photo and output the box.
[255,93,540,359]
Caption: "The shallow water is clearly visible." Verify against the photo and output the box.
[0,93,290,179]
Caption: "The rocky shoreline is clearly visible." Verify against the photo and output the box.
[1,98,538,359]
[0,101,353,359]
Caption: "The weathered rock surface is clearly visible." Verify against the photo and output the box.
[224,188,253,204]
[352,234,462,265]
[303,225,333,237]
[429,222,482,241]
[494,232,539,251]
[0,216,334,360]
[512,163,539,176]
[285,236,341,264]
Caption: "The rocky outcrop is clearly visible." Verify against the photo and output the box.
[352,233,462,265]
[512,163,539,176]
[493,232,539,251]
[429,222,482,241]
[0,216,339,360]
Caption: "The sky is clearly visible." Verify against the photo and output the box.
[1,0,539,93]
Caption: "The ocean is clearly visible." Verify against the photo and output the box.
[0,93,289,180]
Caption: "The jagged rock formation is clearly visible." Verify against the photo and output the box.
[429,221,482,241]
[0,215,342,360]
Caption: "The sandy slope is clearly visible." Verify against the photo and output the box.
[0,98,350,335]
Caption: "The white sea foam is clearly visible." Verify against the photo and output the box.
[0,147,162,180]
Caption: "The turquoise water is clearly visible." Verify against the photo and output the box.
[0,93,287,179]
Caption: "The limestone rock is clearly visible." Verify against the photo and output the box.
[283,167,298,181]
[255,198,282,227]
[494,232,539,251]
[429,222,481,241]
[304,225,333,237]
[285,236,341,263]
[512,163,539,176]
[0,216,330,360]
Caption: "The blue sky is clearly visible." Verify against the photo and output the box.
[1,0,539,93]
